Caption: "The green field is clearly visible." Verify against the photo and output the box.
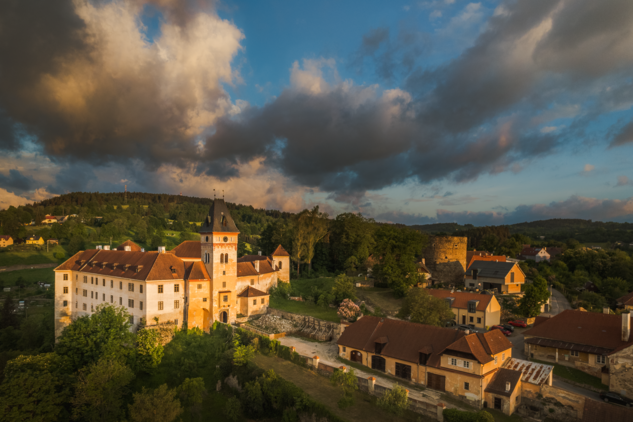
[0,245,67,267]
[355,287,404,314]
[269,297,340,322]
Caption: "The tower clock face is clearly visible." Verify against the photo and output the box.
[223,236,228,242]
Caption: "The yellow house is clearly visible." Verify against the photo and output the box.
[617,291,633,310]
[427,290,501,329]
[0,235,13,248]
[464,261,525,294]
[26,235,45,245]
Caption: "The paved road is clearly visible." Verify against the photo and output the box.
[547,288,571,316]
[0,263,57,272]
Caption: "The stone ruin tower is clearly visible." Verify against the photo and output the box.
[423,236,467,285]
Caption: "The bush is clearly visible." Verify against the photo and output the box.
[224,397,242,421]
[377,385,408,415]
[443,409,495,422]
[55,252,65,260]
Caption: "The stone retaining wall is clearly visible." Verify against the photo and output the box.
[267,308,343,341]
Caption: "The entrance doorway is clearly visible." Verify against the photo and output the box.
[371,355,386,372]
[220,311,228,323]
[350,350,363,363]
[427,373,446,391]
[462,315,466,324]
[494,397,502,410]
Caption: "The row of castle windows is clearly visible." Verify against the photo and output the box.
[203,252,231,264]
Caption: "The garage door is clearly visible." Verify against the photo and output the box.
[427,373,445,392]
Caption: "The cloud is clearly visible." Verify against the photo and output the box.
[430,10,442,20]
[616,175,633,187]
[611,119,633,147]
[582,164,595,173]
[0,0,243,170]
[0,169,37,194]
[437,195,478,206]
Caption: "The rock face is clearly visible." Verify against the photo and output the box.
[250,314,298,334]
[423,236,467,285]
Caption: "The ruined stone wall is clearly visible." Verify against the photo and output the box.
[609,345,633,399]
[423,236,468,285]
[518,384,585,421]
[266,308,343,340]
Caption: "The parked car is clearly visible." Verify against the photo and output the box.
[490,325,511,336]
[456,325,471,332]
[444,320,457,328]
[599,392,633,407]
[501,324,515,332]
[508,320,528,328]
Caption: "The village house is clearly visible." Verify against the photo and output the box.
[0,235,13,248]
[42,215,57,224]
[617,292,633,311]
[544,247,563,260]
[427,290,501,329]
[337,316,552,414]
[464,261,525,294]
[519,246,550,262]
[466,253,507,271]
[53,199,290,337]
[416,259,433,287]
[116,239,143,252]
[523,309,633,399]
[26,235,45,245]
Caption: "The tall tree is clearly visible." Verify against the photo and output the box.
[291,210,309,278]
[397,288,455,326]
[517,276,551,318]
[301,206,330,274]
[128,384,182,422]
[71,359,135,422]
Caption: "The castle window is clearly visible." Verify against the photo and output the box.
[464,382,470,391]
[220,254,224,264]
[203,298,207,302]
[110,295,113,303]
[102,294,105,301]
[84,276,87,283]
[91,277,94,284]
[120,281,123,290]
[76,288,78,294]
[279,261,283,269]
[63,300,68,307]
[140,285,143,294]
[140,301,143,310]
[90,304,94,312]
[463,361,470,369]
[91,291,94,299]
[63,274,68,281]
[119,297,122,305]
[261,298,265,304]
[63,287,68,294]
[128,299,134,308]
[253,299,256,305]
[102,279,105,286]
[250,279,254,286]
[83,289,87,297]
[198,284,202,289]
[128,283,134,292]
[158,285,163,293]
[222,282,226,288]
[205,236,208,242]
[223,295,228,302]
[174,284,180,293]
[223,271,226,275]
[597,355,606,364]
[83,303,87,311]
[158,301,164,310]
[111,280,113,288]
[174,300,180,309]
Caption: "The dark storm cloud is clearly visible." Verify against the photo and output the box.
[0,169,36,194]
[0,0,239,172]
[611,119,633,147]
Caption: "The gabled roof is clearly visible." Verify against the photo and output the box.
[236,259,277,277]
[170,240,201,259]
[523,309,633,353]
[199,199,239,233]
[443,330,512,364]
[27,235,43,241]
[116,240,142,251]
[426,290,494,311]
[521,247,549,257]
[465,261,520,280]
[337,316,466,367]
[466,251,492,263]
[238,255,269,263]
[617,291,633,307]
[237,262,259,277]
[0,235,12,240]
[185,261,210,280]
[272,245,290,256]
[485,368,521,397]
[418,261,431,274]
[467,255,506,269]
[237,286,268,297]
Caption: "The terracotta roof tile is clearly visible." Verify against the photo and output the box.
[237,262,259,277]
[466,251,492,263]
[427,290,494,311]
[444,334,494,364]
[170,240,201,259]
[523,309,632,352]
[238,255,269,263]
[115,240,142,251]
[237,286,268,297]
[485,368,521,397]
[272,245,290,256]
[0,235,13,240]
[467,255,506,269]
[337,316,466,367]
[520,247,548,257]
[185,261,210,280]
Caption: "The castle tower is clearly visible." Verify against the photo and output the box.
[423,236,467,285]
[199,199,240,324]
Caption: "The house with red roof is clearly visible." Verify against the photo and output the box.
[519,246,550,262]
[0,235,13,248]
[427,290,501,329]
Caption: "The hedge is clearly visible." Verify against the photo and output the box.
[443,408,494,422]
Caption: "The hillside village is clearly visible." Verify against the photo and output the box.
[1,196,633,422]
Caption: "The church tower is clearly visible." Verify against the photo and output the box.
[199,199,240,324]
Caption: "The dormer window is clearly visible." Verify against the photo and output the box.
[170,267,176,274]
[419,353,429,365]
[375,343,384,354]
[467,300,478,313]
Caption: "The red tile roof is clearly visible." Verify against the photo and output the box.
[426,290,494,312]
[337,316,467,367]
[185,261,210,280]
[170,240,201,259]
[466,251,492,263]
[523,310,633,353]
[237,286,268,297]
[272,245,290,256]
[444,331,512,364]
[467,255,506,269]
[617,291,633,307]
[0,235,12,240]
[520,247,548,257]
[237,262,259,277]
[116,240,142,251]
[238,255,270,263]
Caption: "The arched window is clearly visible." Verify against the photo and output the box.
[220,254,224,264]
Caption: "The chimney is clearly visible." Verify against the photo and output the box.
[505,382,511,392]
[96,245,102,250]
[623,312,631,342]
[124,246,131,252]
[141,248,145,252]
[255,261,260,272]
[422,258,425,264]
[603,308,610,314]
[103,245,110,250]
[158,246,166,254]
[258,250,262,256]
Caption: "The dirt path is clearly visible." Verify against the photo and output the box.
[0,263,57,272]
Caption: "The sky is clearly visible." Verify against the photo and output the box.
[1,0,633,225]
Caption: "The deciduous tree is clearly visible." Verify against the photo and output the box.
[397,288,455,326]
[517,276,550,317]
[128,384,182,422]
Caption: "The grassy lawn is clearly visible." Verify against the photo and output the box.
[0,268,55,286]
[355,287,404,314]
[0,245,67,267]
[532,359,607,391]
[290,277,338,298]
[253,354,435,422]
[269,297,340,322]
